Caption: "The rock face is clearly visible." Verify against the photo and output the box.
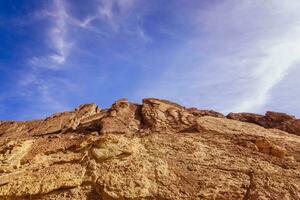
[227,111,300,136]
[0,98,300,200]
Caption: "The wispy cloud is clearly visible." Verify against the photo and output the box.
[97,0,136,28]
[72,0,149,41]
[210,0,300,112]
[48,0,70,64]
[15,0,74,118]
[135,0,300,114]
[29,0,71,68]
[14,0,145,119]
[5,0,299,120]
[235,29,300,111]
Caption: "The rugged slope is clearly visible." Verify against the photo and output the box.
[0,98,299,200]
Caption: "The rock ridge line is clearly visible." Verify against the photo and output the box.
[0,98,299,199]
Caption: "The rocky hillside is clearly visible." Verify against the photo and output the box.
[0,98,300,200]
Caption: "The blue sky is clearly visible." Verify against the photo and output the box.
[1,0,300,120]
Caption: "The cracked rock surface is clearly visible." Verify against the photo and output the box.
[0,98,300,199]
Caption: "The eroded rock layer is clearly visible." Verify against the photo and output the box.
[0,98,300,200]
[227,111,300,136]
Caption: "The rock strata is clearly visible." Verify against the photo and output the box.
[227,111,300,136]
[0,98,300,199]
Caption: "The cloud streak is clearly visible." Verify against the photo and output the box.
[46,0,70,65]
[14,0,75,118]
[235,28,300,111]
[2,0,300,120]
[215,0,300,112]
[13,0,144,119]
[97,0,137,28]
[29,0,71,68]
[135,0,300,114]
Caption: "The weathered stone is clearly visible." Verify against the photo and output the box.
[280,119,300,136]
[227,111,300,136]
[265,111,296,123]
[188,107,225,118]
[227,112,268,127]
[99,99,142,134]
[141,98,196,132]
[0,98,299,199]
[254,138,286,158]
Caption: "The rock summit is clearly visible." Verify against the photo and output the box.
[0,98,299,199]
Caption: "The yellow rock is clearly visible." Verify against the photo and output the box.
[0,99,299,199]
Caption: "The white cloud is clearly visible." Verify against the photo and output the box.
[74,0,141,34]
[235,28,300,111]
[212,0,300,112]
[48,0,71,65]
[135,0,300,113]
[29,0,71,68]
[98,0,114,22]
[7,0,148,119]
[17,0,74,118]
[76,15,98,28]
[97,0,136,21]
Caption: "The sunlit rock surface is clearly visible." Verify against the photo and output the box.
[0,98,299,199]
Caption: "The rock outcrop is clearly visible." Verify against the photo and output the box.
[0,98,300,199]
[227,111,300,136]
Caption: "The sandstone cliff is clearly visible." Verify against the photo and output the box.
[0,98,299,199]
